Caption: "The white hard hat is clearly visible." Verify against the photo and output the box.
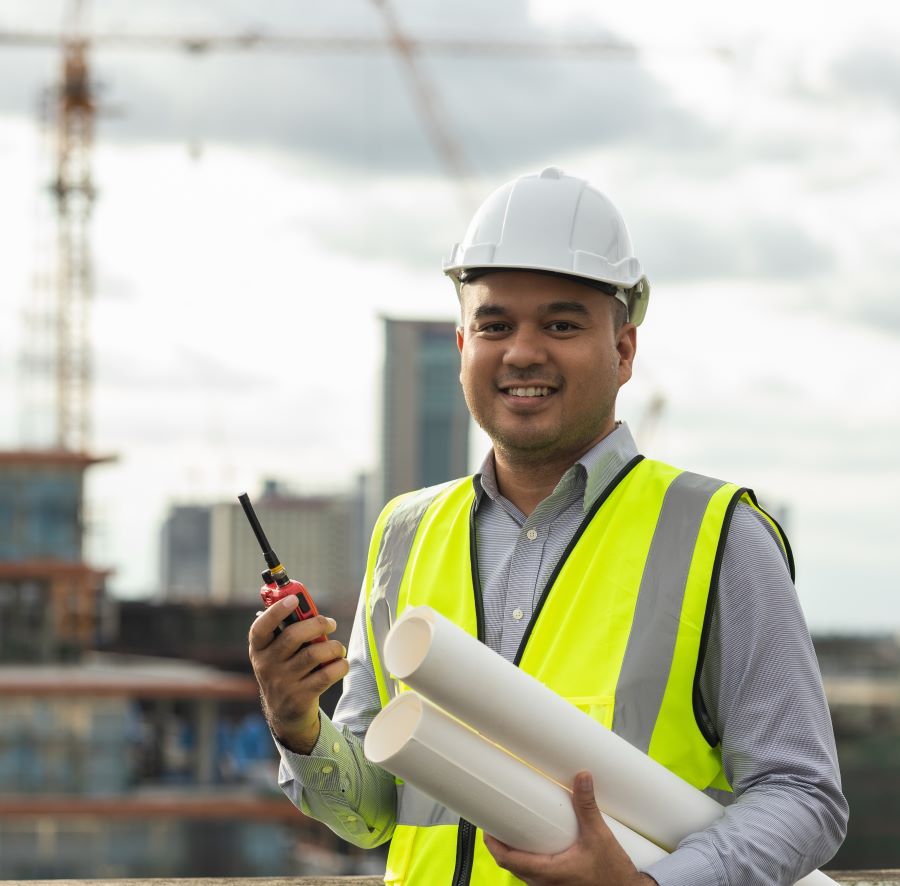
[443,166,650,326]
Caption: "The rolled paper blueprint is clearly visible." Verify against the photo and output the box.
[365,689,668,867]
[383,606,839,886]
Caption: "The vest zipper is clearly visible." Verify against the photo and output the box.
[450,500,486,886]
[451,819,477,886]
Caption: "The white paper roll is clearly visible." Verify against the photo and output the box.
[365,690,669,867]
[383,606,839,886]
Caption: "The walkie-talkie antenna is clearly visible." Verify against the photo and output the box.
[239,490,326,641]
[238,492,282,573]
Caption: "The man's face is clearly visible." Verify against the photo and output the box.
[456,271,636,464]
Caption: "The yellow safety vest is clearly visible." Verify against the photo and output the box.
[363,456,792,886]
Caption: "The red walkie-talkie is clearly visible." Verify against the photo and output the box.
[238,492,326,642]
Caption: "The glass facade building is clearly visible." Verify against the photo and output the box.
[380,318,469,506]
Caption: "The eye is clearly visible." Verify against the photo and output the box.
[547,321,580,333]
[478,322,510,334]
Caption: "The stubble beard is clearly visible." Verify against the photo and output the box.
[472,398,616,473]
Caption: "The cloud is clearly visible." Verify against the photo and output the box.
[430,55,710,172]
[832,42,900,111]
[94,343,269,393]
[308,180,461,273]
[629,214,834,283]
[0,46,57,116]
[0,0,710,176]
[849,292,900,333]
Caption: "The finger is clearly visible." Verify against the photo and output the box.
[483,834,552,878]
[483,834,518,872]
[297,637,346,674]
[252,631,343,713]
[249,595,301,651]
[279,615,339,660]
[302,654,350,695]
[572,771,602,822]
[251,599,336,655]
[282,611,338,643]
[266,636,348,690]
[482,833,509,864]
[572,772,633,871]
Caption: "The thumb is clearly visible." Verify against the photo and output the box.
[572,770,602,826]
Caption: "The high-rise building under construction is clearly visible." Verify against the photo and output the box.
[0,450,113,662]
[380,318,470,506]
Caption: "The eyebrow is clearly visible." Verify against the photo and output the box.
[471,303,510,321]
[470,300,592,321]
[539,300,592,317]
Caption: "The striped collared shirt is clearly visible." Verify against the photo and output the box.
[276,423,847,885]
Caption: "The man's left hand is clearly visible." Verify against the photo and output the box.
[483,771,657,886]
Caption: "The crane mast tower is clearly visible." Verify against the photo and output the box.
[52,5,95,453]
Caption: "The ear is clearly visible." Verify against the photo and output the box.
[616,324,637,387]
[456,326,464,354]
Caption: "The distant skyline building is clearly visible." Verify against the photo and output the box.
[159,505,212,600]
[0,450,114,662]
[209,480,361,606]
[380,317,469,506]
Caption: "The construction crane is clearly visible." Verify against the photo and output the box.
[1,3,731,453]
[51,0,94,453]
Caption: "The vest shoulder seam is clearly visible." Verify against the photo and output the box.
[383,476,472,522]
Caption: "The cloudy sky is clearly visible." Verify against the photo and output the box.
[1,0,898,631]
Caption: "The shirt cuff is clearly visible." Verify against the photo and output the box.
[275,712,352,795]
[274,711,395,847]
[644,844,727,886]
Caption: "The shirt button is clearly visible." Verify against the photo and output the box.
[512,608,524,621]
[332,742,341,754]
[321,765,333,775]
[526,528,538,540]
[346,815,357,823]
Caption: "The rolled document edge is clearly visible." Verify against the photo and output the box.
[383,606,840,886]
[365,690,669,867]
[384,605,717,846]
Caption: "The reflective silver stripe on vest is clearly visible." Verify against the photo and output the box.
[370,482,463,829]
[397,782,461,827]
[370,482,455,701]
[613,471,726,754]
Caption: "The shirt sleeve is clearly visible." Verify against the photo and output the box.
[644,502,849,886]
[274,584,397,849]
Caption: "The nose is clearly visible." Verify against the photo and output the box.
[502,325,548,369]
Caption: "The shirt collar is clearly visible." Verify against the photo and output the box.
[472,422,640,514]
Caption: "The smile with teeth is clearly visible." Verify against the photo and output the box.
[504,386,554,398]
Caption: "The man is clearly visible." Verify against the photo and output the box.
[249,167,848,885]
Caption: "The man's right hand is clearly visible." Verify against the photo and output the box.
[248,595,349,755]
